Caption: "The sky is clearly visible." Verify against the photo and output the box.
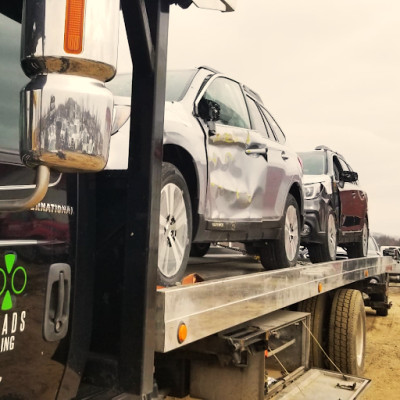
[163,1,400,238]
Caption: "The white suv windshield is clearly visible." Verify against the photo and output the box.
[106,69,198,102]
[299,151,327,175]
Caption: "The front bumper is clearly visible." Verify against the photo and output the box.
[300,197,329,245]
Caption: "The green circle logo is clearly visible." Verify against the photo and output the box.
[0,252,28,311]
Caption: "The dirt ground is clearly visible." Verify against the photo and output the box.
[360,283,400,399]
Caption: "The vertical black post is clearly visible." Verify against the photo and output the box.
[119,0,169,397]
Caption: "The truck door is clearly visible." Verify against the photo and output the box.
[0,162,75,399]
[0,11,74,398]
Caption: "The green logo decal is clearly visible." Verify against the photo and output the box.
[0,253,27,311]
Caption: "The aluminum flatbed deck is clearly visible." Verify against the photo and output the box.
[155,251,399,352]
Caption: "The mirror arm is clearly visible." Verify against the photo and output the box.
[207,120,216,136]
[0,165,50,212]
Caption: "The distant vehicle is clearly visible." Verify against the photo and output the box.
[108,67,304,285]
[382,246,400,260]
[298,146,368,263]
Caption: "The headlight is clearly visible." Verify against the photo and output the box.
[304,183,322,199]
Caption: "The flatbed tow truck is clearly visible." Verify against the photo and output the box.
[0,1,399,399]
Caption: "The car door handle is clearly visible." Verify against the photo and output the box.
[281,151,289,160]
[245,147,268,161]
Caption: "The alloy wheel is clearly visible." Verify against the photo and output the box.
[159,183,188,278]
[285,204,299,262]
[327,213,337,259]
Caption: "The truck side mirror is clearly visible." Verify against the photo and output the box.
[339,171,358,183]
[189,0,237,12]
[20,0,120,173]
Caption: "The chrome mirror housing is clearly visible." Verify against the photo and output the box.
[21,74,113,172]
[20,0,120,172]
[20,0,120,81]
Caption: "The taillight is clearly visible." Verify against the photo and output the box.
[64,0,85,54]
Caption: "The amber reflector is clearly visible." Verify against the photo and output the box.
[178,323,188,344]
[64,0,85,54]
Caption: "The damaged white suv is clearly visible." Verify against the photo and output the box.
[108,67,304,285]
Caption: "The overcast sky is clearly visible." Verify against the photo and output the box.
[163,1,400,237]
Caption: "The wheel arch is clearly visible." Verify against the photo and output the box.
[289,182,304,227]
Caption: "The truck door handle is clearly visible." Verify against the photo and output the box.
[281,151,289,160]
[352,191,356,198]
[245,147,268,161]
[43,263,71,342]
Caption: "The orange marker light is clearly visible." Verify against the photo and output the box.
[364,270,369,277]
[318,282,323,293]
[178,323,188,344]
[64,0,85,54]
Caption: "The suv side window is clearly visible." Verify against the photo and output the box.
[246,96,269,138]
[202,77,250,129]
[260,107,286,144]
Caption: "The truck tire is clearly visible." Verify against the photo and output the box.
[190,242,210,257]
[308,207,337,263]
[346,221,368,259]
[260,194,300,270]
[297,293,330,368]
[328,289,366,375]
[158,162,192,286]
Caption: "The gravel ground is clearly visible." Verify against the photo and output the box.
[360,283,400,399]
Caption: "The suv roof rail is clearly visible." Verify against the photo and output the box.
[315,145,333,152]
[196,66,264,105]
[315,145,346,160]
[197,65,220,74]
[243,85,264,104]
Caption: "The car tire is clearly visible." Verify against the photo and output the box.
[244,243,259,256]
[158,162,192,286]
[308,207,337,263]
[190,242,210,257]
[346,220,369,259]
[328,289,366,375]
[260,194,300,270]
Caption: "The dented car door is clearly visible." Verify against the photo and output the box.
[196,76,272,221]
